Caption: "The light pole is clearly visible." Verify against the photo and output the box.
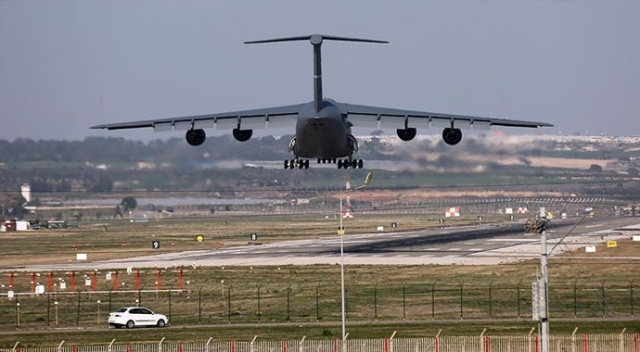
[339,172,372,351]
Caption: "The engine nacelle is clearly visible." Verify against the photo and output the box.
[233,128,253,142]
[442,128,462,145]
[396,128,417,141]
[185,129,206,146]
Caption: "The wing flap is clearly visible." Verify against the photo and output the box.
[153,122,174,132]
[91,104,303,132]
[348,114,379,128]
[340,103,553,130]
[267,114,297,128]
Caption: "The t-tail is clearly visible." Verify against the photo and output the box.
[245,34,388,113]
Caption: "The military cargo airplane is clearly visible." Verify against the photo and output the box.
[91,34,553,169]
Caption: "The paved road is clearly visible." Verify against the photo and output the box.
[21,216,640,271]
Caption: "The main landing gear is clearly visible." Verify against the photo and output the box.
[284,159,310,169]
[283,158,364,169]
[316,158,363,169]
[337,159,364,169]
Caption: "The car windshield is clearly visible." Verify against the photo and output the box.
[115,308,128,313]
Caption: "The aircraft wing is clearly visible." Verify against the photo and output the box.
[340,103,553,130]
[90,104,304,132]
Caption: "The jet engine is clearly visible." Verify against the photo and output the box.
[233,128,253,142]
[186,129,206,146]
[442,128,462,145]
[396,128,417,141]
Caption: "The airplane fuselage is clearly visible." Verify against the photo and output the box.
[294,99,352,159]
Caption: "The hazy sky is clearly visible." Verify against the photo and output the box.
[1,0,639,141]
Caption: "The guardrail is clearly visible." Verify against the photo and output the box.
[5,332,639,352]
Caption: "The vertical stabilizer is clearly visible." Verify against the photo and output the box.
[245,34,388,113]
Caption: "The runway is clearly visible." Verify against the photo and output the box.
[22,216,640,271]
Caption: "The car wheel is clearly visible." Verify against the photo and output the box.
[126,320,135,329]
[157,319,166,328]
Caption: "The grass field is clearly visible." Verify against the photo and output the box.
[1,214,639,347]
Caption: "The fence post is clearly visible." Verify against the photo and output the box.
[435,329,442,352]
[630,281,634,317]
[257,285,261,323]
[479,329,486,352]
[527,327,535,352]
[227,285,232,324]
[460,282,464,319]
[108,339,116,352]
[299,336,306,352]
[250,336,257,352]
[402,284,406,321]
[12,341,19,352]
[517,280,521,319]
[390,331,397,352]
[316,285,320,321]
[571,327,579,352]
[374,284,378,321]
[620,328,627,352]
[489,282,493,319]
[158,337,165,352]
[168,288,172,322]
[574,280,578,318]
[601,281,607,317]
[47,293,51,327]
[198,287,203,324]
[286,284,291,321]
[57,340,65,352]
[76,290,81,327]
[431,282,436,319]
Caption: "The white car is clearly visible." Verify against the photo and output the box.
[108,307,168,328]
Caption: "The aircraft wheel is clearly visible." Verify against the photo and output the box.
[290,159,296,169]
[337,160,343,169]
[358,159,364,169]
[284,160,289,169]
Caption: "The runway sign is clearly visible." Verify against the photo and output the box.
[607,240,617,248]
[76,253,87,261]
[633,236,640,242]
[586,246,596,253]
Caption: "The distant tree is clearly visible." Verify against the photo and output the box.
[518,156,532,167]
[588,164,603,173]
[120,197,137,212]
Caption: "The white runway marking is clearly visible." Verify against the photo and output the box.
[585,224,604,228]
[487,238,538,242]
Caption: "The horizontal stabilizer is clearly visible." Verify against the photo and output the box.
[245,34,388,45]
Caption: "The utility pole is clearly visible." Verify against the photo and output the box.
[540,229,550,352]
[525,214,550,352]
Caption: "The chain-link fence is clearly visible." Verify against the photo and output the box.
[1,280,637,329]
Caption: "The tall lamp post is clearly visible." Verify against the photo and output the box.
[339,172,372,351]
